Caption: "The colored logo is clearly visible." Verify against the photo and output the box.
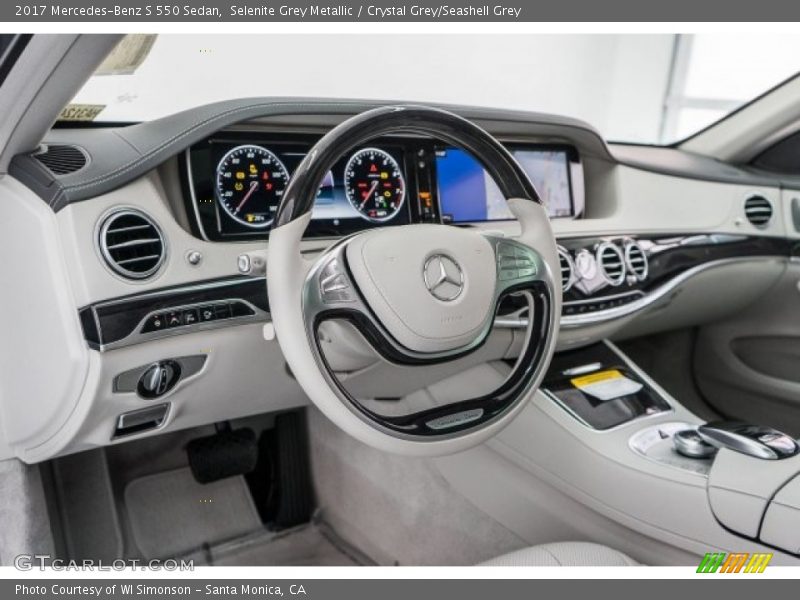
[697,552,772,573]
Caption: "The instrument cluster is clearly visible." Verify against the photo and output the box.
[184,133,438,241]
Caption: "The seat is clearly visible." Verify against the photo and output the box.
[481,542,637,566]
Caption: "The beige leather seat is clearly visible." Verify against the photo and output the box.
[481,542,637,566]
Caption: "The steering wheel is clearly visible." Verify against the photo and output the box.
[267,106,561,456]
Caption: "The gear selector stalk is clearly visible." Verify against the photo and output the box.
[697,421,800,460]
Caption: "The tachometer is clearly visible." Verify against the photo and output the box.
[215,145,290,228]
[344,148,406,222]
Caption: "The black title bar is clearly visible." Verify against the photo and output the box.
[6,0,800,21]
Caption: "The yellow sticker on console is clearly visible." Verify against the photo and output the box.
[571,369,642,401]
[571,369,624,387]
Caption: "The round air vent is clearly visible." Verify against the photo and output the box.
[744,195,773,228]
[557,246,576,292]
[99,209,166,280]
[624,240,648,282]
[596,242,626,286]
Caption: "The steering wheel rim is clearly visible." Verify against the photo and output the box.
[267,105,561,456]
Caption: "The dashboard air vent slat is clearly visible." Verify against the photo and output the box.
[33,144,87,175]
[596,242,626,286]
[624,241,648,282]
[99,210,166,280]
[744,195,773,227]
[557,246,575,292]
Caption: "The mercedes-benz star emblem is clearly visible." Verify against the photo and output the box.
[423,254,464,301]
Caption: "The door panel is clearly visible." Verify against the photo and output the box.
[694,261,800,434]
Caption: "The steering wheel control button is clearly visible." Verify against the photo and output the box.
[423,254,464,301]
[496,242,538,284]
[426,409,484,431]
[673,428,718,459]
[137,360,181,399]
[319,258,355,304]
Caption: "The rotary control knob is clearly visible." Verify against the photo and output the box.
[137,360,181,399]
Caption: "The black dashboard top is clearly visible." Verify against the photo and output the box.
[10,98,609,213]
[9,97,784,214]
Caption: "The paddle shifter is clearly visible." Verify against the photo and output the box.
[695,421,800,460]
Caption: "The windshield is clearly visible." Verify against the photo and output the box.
[67,33,800,145]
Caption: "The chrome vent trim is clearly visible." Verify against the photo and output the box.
[33,144,88,175]
[596,242,626,286]
[624,240,648,282]
[99,210,166,280]
[557,246,576,292]
[744,195,773,228]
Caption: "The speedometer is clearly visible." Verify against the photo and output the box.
[215,144,290,228]
[344,148,406,223]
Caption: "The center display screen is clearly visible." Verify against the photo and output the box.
[436,147,576,221]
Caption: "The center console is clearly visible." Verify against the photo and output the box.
[436,339,800,565]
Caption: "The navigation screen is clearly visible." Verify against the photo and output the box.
[436,148,574,221]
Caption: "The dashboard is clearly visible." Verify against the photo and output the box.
[182,133,585,241]
[3,98,794,462]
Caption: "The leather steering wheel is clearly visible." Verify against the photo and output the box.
[267,105,561,456]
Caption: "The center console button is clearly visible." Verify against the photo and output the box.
[182,308,199,326]
[142,313,166,333]
[199,305,216,322]
[166,311,183,328]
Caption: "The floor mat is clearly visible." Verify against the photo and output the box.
[185,524,366,566]
[124,467,261,559]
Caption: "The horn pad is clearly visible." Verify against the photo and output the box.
[345,224,497,354]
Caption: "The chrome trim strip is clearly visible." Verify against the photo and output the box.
[493,256,785,330]
[564,290,643,307]
[97,298,269,352]
[83,277,270,352]
[563,256,782,329]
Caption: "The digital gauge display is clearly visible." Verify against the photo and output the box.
[215,144,290,228]
[343,148,406,222]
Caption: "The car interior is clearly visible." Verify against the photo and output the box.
[5,33,800,567]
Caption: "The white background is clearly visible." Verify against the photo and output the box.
[71,33,800,143]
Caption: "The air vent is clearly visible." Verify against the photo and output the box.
[624,241,648,282]
[596,242,626,286]
[557,246,575,292]
[744,195,773,228]
[33,144,87,175]
[99,210,166,280]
